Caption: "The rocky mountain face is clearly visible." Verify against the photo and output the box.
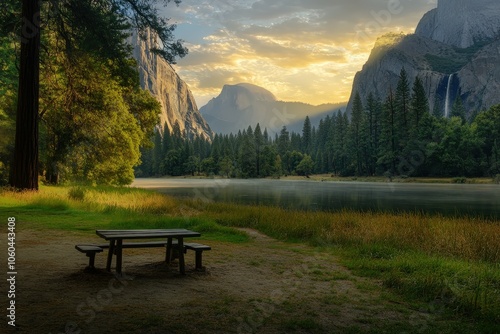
[416,0,500,48]
[200,83,344,135]
[347,0,500,116]
[130,30,213,140]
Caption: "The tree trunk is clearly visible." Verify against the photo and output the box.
[10,0,40,190]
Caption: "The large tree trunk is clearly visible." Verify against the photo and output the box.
[10,0,41,190]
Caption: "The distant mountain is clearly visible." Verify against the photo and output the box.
[130,30,213,140]
[346,0,500,117]
[200,83,345,135]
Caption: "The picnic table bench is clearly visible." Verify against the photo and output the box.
[75,229,210,274]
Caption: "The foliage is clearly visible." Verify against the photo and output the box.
[0,37,17,185]
[68,186,86,201]
[452,177,467,184]
[4,0,187,190]
[40,47,161,185]
[295,154,314,176]
[424,54,469,74]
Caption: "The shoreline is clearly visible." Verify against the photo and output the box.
[135,174,498,185]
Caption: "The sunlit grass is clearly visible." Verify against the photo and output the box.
[0,185,246,242]
[198,202,500,263]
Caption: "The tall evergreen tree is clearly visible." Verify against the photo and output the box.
[254,123,264,177]
[410,76,429,129]
[239,127,257,177]
[277,126,290,157]
[395,68,411,151]
[10,0,40,189]
[302,116,312,154]
[378,89,398,174]
[349,92,365,175]
[365,93,382,175]
[152,129,163,176]
[451,95,467,124]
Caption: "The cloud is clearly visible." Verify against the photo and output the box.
[166,0,437,106]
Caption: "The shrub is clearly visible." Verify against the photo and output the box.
[452,177,467,184]
[494,175,500,184]
[68,187,86,201]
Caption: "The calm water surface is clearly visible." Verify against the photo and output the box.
[132,179,500,218]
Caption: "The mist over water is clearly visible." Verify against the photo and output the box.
[133,179,500,219]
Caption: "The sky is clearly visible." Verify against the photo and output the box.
[161,0,437,108]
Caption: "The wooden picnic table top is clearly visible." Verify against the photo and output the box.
[96,229,201,241]
[96,229,203,274]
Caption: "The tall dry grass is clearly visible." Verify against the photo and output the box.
[201,202,500,263]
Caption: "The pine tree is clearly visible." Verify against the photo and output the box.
[239,126,257,177]
[410,77,429,129]
[349,92,365,175]
[451,95,467,124]
[378,89,397,174]
[277,126,290,157]
[302,116,312,154]
[395,68,411,151]
[152,130,163,176]
[366,93,382,175]
[254,123,264,177]
[401,76,431,176]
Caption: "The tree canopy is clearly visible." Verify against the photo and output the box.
[2,0,187,189]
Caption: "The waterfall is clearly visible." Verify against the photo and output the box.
[444,74,454,118]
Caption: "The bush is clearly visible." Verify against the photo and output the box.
[68,187,86,201]
[0,161,8,186]
[452,177,467,184]
[494,175,500,184]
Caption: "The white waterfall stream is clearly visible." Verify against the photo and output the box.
[444,74,454,117]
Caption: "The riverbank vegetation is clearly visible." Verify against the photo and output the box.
[2,185,499,330]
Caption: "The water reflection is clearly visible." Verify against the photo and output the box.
[133,179,500,218]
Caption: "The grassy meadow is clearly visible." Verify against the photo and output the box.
[1,185,499,332]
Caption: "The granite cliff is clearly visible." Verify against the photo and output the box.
[130,30,213,140]
[347,0,500,116]
[415,0,500,48]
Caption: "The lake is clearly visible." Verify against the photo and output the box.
[132,178,500,218]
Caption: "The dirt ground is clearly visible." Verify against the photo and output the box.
[2,228,431,333]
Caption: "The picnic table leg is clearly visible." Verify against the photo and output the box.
[116,239,123,274]
[178,237,185,275]
[106,240,115,272]
[166,237,172,263]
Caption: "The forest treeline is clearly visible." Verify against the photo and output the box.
[139,68,500,179]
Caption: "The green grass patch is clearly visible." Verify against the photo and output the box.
[341,248,500,328]
[0,185,248,243]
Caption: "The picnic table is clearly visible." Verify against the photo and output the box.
[95,229,201,275]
